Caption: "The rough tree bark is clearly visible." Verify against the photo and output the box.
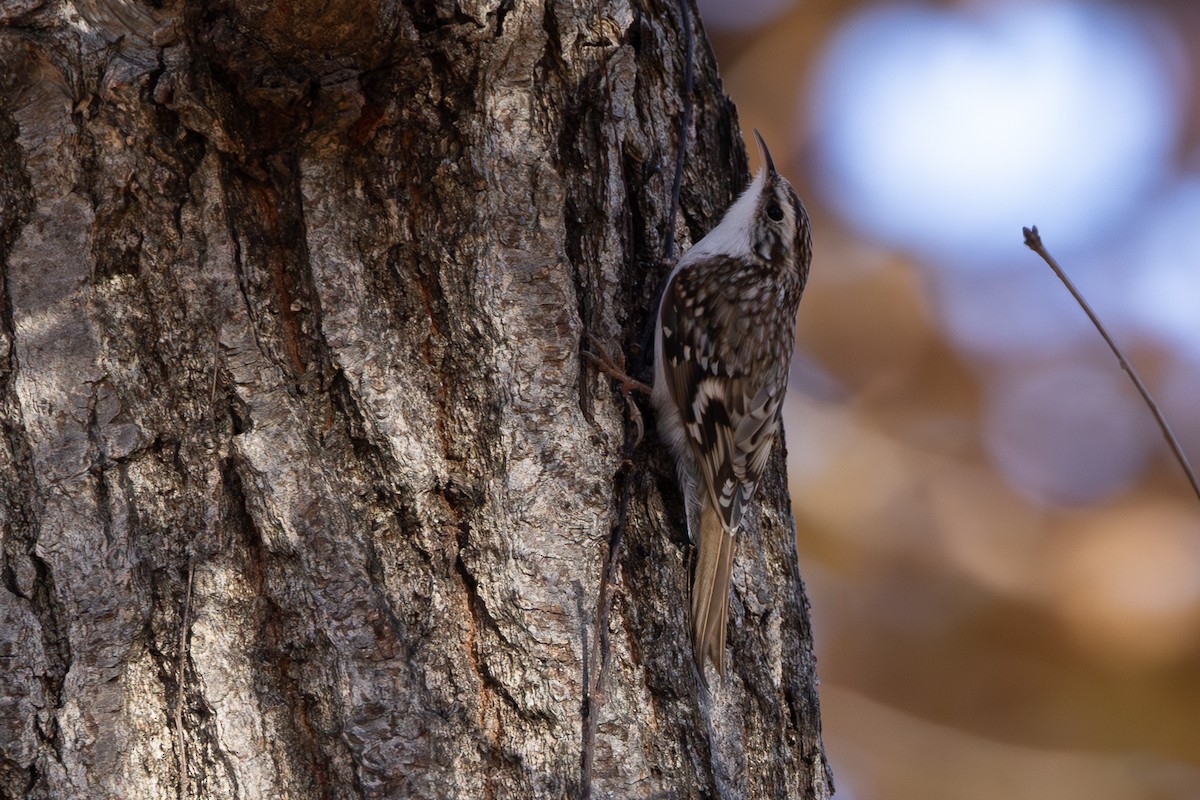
[0,1,831,797]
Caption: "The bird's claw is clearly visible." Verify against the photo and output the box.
[583,334,650,444]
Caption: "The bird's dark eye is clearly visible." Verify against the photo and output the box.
[767,203,784,222]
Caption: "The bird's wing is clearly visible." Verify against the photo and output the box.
[659,266,781,532]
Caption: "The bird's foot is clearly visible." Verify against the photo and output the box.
[583,334,650,444]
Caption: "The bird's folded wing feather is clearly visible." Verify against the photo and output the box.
[660,269,781,533]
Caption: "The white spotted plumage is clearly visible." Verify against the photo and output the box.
[652,130,812,679]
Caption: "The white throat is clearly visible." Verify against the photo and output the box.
[675,168,768,268]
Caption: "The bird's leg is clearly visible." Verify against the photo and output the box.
[583,334,651,443]
[584,334,651,395]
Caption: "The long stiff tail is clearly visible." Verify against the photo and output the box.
[690,500,737,678]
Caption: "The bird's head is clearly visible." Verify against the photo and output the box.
[746,130,810,270]
[685,130,812,285]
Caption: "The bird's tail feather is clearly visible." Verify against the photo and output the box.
[690,501,736,678]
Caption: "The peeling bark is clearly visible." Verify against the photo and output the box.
[0,1,831,798]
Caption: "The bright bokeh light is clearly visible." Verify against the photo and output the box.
[809,1,1180,266]
[1130,179,1200,360]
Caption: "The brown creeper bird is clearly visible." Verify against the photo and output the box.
[653,130,812,678]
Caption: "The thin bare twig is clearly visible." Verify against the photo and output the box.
[664,0,694,265]
[582,3,695,796]
[176,560,195,799]
[580,425,637,800]
[209,336,220,405]
[1023,225,1200,504]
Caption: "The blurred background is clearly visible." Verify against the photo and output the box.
[693,0,1200,797]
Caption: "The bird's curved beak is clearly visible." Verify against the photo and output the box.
[752,129,777,178]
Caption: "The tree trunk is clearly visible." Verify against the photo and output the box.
[0,1,831,797]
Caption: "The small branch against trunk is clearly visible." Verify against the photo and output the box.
[580,422,639,800]
[210,336,220,405]
[582,3,697,795]
[665,0,696,266]
[176,560,195,800]
[1023,225,1200,503]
